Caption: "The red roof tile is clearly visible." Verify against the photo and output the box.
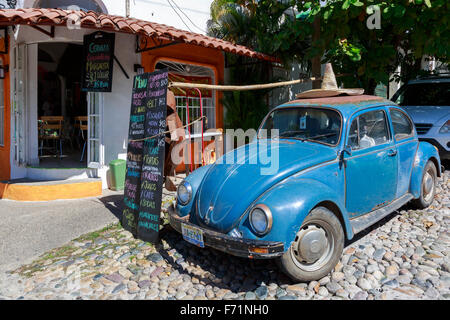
[0,8,276,62]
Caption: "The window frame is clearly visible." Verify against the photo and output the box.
[388,107,415,142]
[0,106,3,147]
[175,95,216,131]
[346,108,392,151]
[257,106,343,147]
[0,61,3,147]
[0,105,3,147]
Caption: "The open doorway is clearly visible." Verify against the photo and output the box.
[37,42,88,168]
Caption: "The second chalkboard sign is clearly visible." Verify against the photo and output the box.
[123,69,169,244]
[82,31,115,92]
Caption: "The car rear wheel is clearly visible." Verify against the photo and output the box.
[279,206,344,282]
[412,160,437,209]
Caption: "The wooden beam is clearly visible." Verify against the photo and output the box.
[169,73,352,91]
[169,77,322,91]
[31,25,55,38]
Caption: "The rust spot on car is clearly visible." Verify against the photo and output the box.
[285,95,384,106]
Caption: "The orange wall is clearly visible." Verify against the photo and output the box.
[0,52,10,181]
[140,43,225,128]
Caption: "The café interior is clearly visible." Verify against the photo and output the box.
[37,42,87,168]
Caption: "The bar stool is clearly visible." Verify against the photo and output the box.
[75,116,88,162]
[38,116,64,159]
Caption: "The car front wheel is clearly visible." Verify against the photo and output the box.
[279,206,344,282]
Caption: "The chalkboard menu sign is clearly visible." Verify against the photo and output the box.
[82,31,115,92]
[122,69,169,244]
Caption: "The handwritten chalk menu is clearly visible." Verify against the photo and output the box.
[122,69,168,244]
[82,31,115,92]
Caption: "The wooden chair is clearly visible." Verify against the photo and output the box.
[74,116,88,162]
[38,116,64,159]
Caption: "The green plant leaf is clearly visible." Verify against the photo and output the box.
[342,0,350,10]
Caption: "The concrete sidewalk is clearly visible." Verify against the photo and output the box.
[0,190,124,273]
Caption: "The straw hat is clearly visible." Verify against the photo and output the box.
[296,63,364,99]
[167,90,176,111]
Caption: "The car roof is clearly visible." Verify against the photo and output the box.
[407,76,450,84]
[277,95,397,119]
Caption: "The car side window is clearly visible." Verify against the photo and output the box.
[389,109,413,140]
[348,110,390,150]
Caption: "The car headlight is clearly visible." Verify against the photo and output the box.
[439,120,450,133]
[177,181,192,205]
[249,204,273,235]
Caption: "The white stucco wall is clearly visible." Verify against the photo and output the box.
[102,31,139,166]
[9,25,140,187]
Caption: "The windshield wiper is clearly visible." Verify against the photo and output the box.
[273,130,307,139]
[269,131,338,142]
[298,132,338,142]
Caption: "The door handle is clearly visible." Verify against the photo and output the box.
[388,149,397,157]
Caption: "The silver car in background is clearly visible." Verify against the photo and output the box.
[392,76,450,160]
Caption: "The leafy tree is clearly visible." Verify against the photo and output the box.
[209,0,449,95]
[208,0,309,129]
[296,0,449,93]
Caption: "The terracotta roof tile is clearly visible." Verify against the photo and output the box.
[0,8,276,62]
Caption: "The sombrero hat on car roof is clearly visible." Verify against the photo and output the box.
[296,63,364,99]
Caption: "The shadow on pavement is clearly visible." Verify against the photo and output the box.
[97,194,125,221]
[157,225,295,293]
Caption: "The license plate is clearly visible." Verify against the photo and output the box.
[181,223,204,248]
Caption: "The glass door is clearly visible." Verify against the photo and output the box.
[87,92,103,168]
[12,44,27,166]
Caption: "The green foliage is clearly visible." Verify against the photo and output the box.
[209,0,449,95]
[222,56,279,130]
[209,0,310,62]
[295,0,449,92]
[208,0,297,130]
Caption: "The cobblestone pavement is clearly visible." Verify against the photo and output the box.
[0,171,448,300]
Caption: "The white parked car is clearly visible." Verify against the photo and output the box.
[392,76,450,160]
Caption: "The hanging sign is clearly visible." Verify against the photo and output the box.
[122,69,169,244]
[82,31,115,92]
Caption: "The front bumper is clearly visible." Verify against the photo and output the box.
[168,204,284,259]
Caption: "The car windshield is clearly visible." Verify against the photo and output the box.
[393,82,450,106]
[259,107,341,145]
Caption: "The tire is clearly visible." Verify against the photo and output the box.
[412,160,437,209]
[278,206,344,282]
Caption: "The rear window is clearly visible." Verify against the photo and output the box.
[393,82,450,106]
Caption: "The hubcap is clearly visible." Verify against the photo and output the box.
[291,223,334,272]
[423,170,435,202]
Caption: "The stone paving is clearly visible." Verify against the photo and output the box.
[0,171,448,300]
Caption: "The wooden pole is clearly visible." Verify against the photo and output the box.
[168,73,350,91]
[169,77,322,91]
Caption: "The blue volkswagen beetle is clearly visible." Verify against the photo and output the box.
[168,94,442,282]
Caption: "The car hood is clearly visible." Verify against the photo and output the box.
[195,139,338,232]
[401,106,450,125]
